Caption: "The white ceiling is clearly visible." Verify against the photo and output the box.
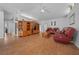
[0,3,73,20]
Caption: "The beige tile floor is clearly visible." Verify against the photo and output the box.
[0,33,79,55]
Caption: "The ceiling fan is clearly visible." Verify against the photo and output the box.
[65,3,75,17]
[40,4,50,13]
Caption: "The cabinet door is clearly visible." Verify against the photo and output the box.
[26,22,32,35]
[18,21,22,29]
[33,23,39,34]
[18,21,23,37]
[22,21,27,36]
[22,21,27,31]
[36,24,39,33]
[27,22,30,31]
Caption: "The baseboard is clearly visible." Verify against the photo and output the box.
[0,37,4,39]
[74,43,79,48]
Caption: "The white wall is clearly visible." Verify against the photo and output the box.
[73,4,79,48]
[0,10,4,38]
[39,17,69,32]
[73,11,79,48]
[5,15,16,36]
[7,21,15,36]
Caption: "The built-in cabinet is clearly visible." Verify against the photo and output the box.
[17,20,39,37]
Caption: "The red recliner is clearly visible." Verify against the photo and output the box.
[54,27,76,44]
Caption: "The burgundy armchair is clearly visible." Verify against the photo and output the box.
[46,27,60,34]
[46,28,55,34]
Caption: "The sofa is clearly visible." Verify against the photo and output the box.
[54,27,76,44]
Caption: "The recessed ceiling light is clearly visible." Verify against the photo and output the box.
[41,9,45,13]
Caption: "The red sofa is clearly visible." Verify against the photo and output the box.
[54,27,76,44]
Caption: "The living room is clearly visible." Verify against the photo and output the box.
[0,3,79,55]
